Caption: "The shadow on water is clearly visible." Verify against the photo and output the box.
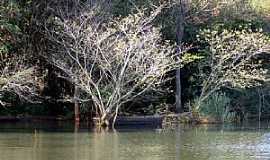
[0,121,164,133]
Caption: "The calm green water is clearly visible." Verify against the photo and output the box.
[0,122,270,160]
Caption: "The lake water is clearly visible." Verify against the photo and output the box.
[0,122,270,160]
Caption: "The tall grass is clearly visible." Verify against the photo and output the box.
[197,92,231,121]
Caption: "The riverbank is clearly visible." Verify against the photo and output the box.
[0,111,266,128]
[0,113,220,127]
[0,116,71,122]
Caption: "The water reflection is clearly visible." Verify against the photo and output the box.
[0,122,270,160]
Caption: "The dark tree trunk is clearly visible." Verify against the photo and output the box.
[175,0,185,113]
[74,86,80,124]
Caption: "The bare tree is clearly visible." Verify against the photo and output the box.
[43,3,181,126]
[196,29,270,109]
[172,0,255,113]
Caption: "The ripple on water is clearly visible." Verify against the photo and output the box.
[215,133,270,160]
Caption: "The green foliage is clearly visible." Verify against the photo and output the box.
[181,53,204,66]
[230,87,270,119]
[0,45,9,55]
[0,1,23,35]
[0,0,31,54]
[209,19,265,34]
[0,22,21,34]
[111,0,154,17]
[0,0,33,79]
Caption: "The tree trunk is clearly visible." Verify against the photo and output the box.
[74,86,80,124]
[176,68,182,113]
[175,0,185,113]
